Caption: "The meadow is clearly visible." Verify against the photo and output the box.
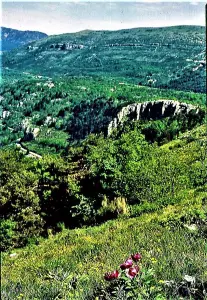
[2,188,206,299]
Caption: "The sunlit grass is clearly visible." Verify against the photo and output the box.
[2,189,206,299]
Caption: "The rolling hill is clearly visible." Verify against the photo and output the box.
[2,26,206,92]
[1,27,48,51]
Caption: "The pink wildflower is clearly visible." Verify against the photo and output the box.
[120,258,133,270]
[104,270,119,281]
[131,253,142,262]
[126,265,140,279]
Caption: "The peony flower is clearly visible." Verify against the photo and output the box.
[120,258,133,270]
[131,253,142,262]
[104,270,119,281]
[126,265,139,279]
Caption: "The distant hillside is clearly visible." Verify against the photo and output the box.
[2,26,205,92]
[1,27,48,51]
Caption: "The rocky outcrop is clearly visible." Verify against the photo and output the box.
[49,43,84,50]
[107,100,203,135]
[44,116,56,126]
[1,110,10,119]
[21,119,40,141]
[22,127,40,141]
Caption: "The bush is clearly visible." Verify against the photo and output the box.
[0,219,16,251]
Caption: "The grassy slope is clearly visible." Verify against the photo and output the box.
[2,191,206,299]
[2,125,207,300]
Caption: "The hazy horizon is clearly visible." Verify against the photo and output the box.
[2,2,206,35]
[2,23,206,35]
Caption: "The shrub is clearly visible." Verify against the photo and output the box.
[97,196,129,222]
[0,219,16,251]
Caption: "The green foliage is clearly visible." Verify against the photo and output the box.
[0,124,206,248]
[22,128,69,155]
[78,130,144,217]
[35,155,80,228]
[0,219,16,251]
[0,150,81,246]
[67,96,119,140]
[71,194,97,226]
[0,150,44,247]
[84,125,206,209]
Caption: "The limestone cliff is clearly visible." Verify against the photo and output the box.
[107,100,202,135]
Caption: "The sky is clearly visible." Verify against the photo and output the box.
[1,1,206,35]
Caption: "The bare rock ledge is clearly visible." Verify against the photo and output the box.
[107,100,203,135]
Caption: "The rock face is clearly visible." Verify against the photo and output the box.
[107,100,202,135]
[49,43,84,50]
[44,116,56,126]
[21,119,40,141]
[1,110,10,119]
[22,127,40,141]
